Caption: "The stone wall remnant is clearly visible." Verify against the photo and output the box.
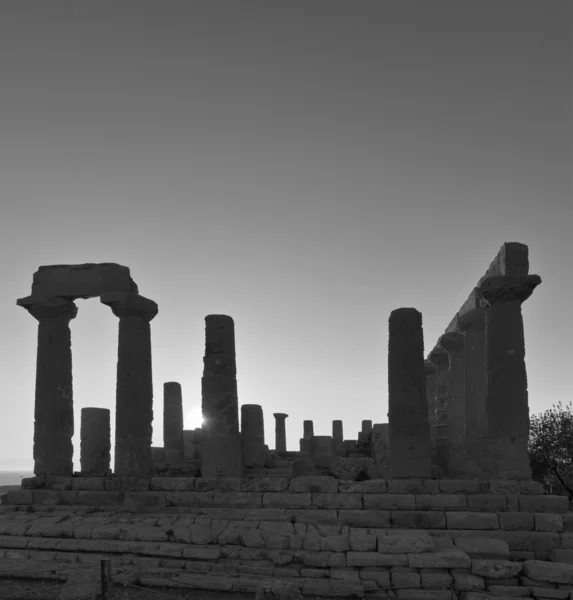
[101,292,158,476]
[388,307,431,478]
[80,407,110,475]
[332,420,344,456]
[201,315,242,477]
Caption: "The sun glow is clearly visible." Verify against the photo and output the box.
[185,406,204,429]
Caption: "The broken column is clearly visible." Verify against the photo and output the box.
[388,308,431,478]
[310,436,334,468]
[200,315,242,477]
[371,423,390,465]
[438,331,466,476]
[17,297,78,476]
[273,413,288,452]
[477,274,541,479]
[163,382,184,462]
[357,420,373,455]
[80,408,110,475]
[241,404,265,467]
[101,292,158,476]
[300,420,314,452]
[332,420,344,456]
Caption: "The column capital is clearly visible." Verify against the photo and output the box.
[424,360,437,376]
[476,275,541,306]
[438,331,464,354]
[457,308,486,333]
[17,296,78,322]
[428,347,449,371]
[273,413,288,420]
[100,292,158,321]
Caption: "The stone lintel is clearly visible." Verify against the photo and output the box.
[476,275,542,306]
[100,292,158,320]
[30,263,138,300]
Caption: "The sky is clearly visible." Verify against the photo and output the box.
[0,0,571,472]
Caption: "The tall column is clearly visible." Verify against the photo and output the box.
[438,332,466,476]
[457,308,487,447]
[388,308,431,478]
[274,413,288,452]
[424,360,438,463]
[163,382,184,461]
[477,274,541,479]
[332,420,344,456]
[300,420,314,452]
[18,297,78,476]
[101,292,158,476]
[241,404,265,467]
[80,408,110,475]
[200,315,242,477]
[428,347,450,474]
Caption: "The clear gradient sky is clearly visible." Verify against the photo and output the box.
[1,1,571,471]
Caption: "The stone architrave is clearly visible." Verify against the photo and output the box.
[476,274,541,479]
[332,420,344,456]
[80,408,110,475]
[17,297,78,476]
[241,404,265,467]
[428,347,450,473]
[273,413,288,452]
[457,308,487,448]
[101,292,158,476]
[388,308,431,478]
[438,331,466,476]
[200,315,242,477]
[310,436,334,468]
[300,420,314,452]
[163,382,184,462]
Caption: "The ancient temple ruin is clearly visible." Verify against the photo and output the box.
[2,244,571,599]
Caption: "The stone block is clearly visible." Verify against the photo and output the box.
[338,510,392,528]
[302,579,364,597]
[346,551,407,567]
[552,549,573,565]
[395,592,453,600]
[327,457,363,480]
[213,492,262,507]
[338,480,388,494]
[288,477,338,494]
[298,550,346,568]
[522,560,573,584]
[387,479,434,494]
[390,510,446,529]
[124,492,166,508]
[499,512,534,531]
[486,585,531,597]
[71,477,105,491]
[416,494,467,511]
[391,569,421,588]
[519,495,569,514]
[330,567,360,582]
[439,480,488,494]
[364,494,415,510]
[165,492,213,506]
[150,477,195,491]
[349,530,377,551]
[262,493,311,508]
[320,535,350,552]
[312,493,362,510]
[520,480,545,494]
[451,570,486,591]
[6,491,33,505]
[377,531,434,553]
[467,494,508,512]
[488,480,521,495]
[527,587,569,599]
[454,537,510,560]
[460,530,559,555]
[194,478,242,492]
[446,512,499,529]
[300,567,328,578]
[359,568,391,587]
[420,570,453,589]
[241,478,289,493]
[408,548,471,569]
[535,513,564,532]
[75,491,121,506]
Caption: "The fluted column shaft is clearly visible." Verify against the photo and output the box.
[241,404,265,467]
[274,413,288,452]
[21,298,78,476]
[163,382,184,459]
[101,292,158,476]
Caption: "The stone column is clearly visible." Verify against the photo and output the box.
[332,420,344,456]
[274,413,288,452]
[163,382,184,461]
[300,420,314,452]
[18,297,78,476]
[101,292,158,476]
[388,308,431,478]
[200,315,242,477]
[241,404,265,467]
[428,347,450,473]
[477,274,541,479]
[438,331,466,476]
[80,408,110,475]
[371,423,390,465]
[183,428,202,461]
[362,420,373,435]
[424,360,438,463]
[458,308,487,447]
[310,436,334,468]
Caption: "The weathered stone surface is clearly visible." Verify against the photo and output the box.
[327,457,363,481]
[519,495,569,514]
[388,308,431,478]
[241,404,266,468]
[255,578,303,600]
[454,537,510,559]
[408,548,471,569]
[371,423,390,465]
[347,551,407,567]
[164,382,183,453]
[522,559,573,584]
[288,477,338,494]
[471,559,523,579]
[101,292,158,476]
[310,436,335,468]
[377,531,434,553]
[446,512,499,530]
[80,408,110,475]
